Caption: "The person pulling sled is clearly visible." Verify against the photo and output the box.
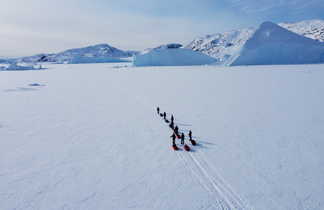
[174,126,179,135]
[181,133,185,145]
[157,107,160,114]
[169,121,174,129]
[171,133,176,145]
[171,133,178,150]
[188,130,197,146]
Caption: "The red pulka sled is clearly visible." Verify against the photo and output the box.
[172,144,179,151]
[190,139,197,146]
[184,144,191,151]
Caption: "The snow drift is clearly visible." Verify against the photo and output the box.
[1,63,40,71]
[133,44,216,66]
[231,22,324,66]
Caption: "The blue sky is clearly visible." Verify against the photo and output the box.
[1,0,324,56]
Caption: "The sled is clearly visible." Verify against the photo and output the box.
[165,119,170,123]
[172,144,179,151]
[160,113,163,117]
[184,144,191,152]
[190,139,197,146]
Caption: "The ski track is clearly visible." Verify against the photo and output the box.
[148,95,251,210]
[177,148,251,210]
[134,91,239,210]
[161,111,251,210]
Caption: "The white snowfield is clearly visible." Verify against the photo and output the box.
[1,63,324,210]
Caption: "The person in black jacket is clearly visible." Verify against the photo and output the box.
[171,133,176,145]
[157,107,160,114]
[174,126,179,136]
[189,130,192,140]
[171,115,174,123]
[169,121,174,129]
[181,133,184,144]
[163,112,166,120]
[181,133,185,145]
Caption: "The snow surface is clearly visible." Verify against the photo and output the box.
[1,63,324,210]
[134,45,216,66]
[232,22,324,66]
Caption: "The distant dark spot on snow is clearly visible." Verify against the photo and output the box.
[29,83,42,87]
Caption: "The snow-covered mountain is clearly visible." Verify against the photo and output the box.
[18,53,57,63]
[17,44,136,64]
[231,21,324,66]
[186,19,324,65]
[279,19,324,42]
[186,28,255,65]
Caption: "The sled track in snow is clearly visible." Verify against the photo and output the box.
[177,150,251,210]
[130,83,251,209]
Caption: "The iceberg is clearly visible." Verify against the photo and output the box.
[134,44,216,66]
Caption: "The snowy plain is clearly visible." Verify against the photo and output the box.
[1,63,324,210]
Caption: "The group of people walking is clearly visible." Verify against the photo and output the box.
[157,107,196,151]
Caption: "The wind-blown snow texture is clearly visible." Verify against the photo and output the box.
[187,19,324,65]
[232,22,324,66]
[134,45,216,66]
[1,63,324,210]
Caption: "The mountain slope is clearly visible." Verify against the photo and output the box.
[186,19,324,65]
[279,19,324,42]
[17,44,135,64]
[186,28,255,64]
[231,21,324,66]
